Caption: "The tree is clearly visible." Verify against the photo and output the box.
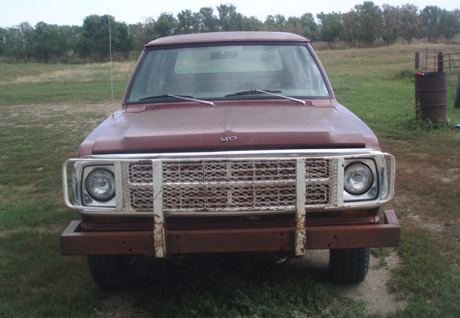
[31,22,62,63]
[353,1,383,45]
[438,9,460,40]
[112,20,132,59]
[18,22,34,61]
[286,17,303,35]
[1,23,34,61]
[382,4,402,45]
[264,15,276,31]
[77,15,109,60]
[317,12,344,43]
[130,22,149,49]
[56,25,80,62]
[154,12,177,37]
[421,6,442,42]
[242,16,265,31]
[176,10,199,34]
[196,7,219,32]
[300,13,318,41]
[0,27,5,56]
[130,18,156,47]
[264,14,287,32]
[3,28,24,60]
[77,15,133,61]
[217,4,244,31]
[342,11,359,45]
[400,4,420,44]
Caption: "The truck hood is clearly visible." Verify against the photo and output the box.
[79,100,379,156]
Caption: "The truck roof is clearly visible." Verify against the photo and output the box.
[145,31,310,47]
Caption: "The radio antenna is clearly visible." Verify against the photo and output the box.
[108,9,115,116]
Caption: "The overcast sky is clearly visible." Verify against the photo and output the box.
[1,0,458,28]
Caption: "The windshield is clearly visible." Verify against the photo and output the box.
[126,44,330,103]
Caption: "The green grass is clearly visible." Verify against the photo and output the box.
[389,230,460,318]
[0,104,108,317]
[0,62,134,105]
[1,45,460,317]
[0,232,105,318]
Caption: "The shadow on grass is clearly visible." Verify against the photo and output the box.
[116,253,346,318]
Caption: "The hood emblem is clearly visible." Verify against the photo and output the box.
[220,136,238,143]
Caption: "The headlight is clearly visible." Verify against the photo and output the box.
[344,163,373,195]
[85,169,115,201]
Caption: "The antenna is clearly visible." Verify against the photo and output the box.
[108,9,115,115]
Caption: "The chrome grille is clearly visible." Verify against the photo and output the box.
[128,161,153,183]
[304,159,332,205]
[163,160,297,212]
[130,188,153,211]
[305,159,329,178]
[125,158,338,214]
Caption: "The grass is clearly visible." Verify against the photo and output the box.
[0,62,134,105]
[0,104,107,317]
[388,230,460,318]
[127,255,365,318]
[1,44,460,317]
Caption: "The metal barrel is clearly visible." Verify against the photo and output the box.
[415,72,447,122]
[455,74,460,109]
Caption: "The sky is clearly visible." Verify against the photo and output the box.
[1,0,459,28]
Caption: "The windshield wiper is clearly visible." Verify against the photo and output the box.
[225,89,281,97]
[225,89,306,105]
[139,94,214,106]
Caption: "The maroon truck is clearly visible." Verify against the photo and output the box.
[61,32,400,289]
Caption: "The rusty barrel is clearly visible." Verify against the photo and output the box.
[415,72,447,122]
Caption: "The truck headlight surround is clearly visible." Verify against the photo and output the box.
[85,169,116,201]
[344,162,373,195]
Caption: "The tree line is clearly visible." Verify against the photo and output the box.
[1,2,459,63]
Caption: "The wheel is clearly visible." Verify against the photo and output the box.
[87,254,144,289]
[329,248,370,284]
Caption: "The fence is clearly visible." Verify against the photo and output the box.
[415,49,460,74]
[444,52,460,75]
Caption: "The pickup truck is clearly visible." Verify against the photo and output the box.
[61,31,400,289]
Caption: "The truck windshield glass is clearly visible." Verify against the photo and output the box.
[127,44,330,102]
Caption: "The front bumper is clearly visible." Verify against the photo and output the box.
[61,210,400,256]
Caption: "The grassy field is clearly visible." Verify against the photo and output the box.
[1,44,460,317]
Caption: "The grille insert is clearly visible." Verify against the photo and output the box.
[126,158,338,214]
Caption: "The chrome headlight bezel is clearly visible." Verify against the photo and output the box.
[343,159,378,202]
[81,165,116,207]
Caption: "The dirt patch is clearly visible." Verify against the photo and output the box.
[336,252,406,314]
[295,250,406,315]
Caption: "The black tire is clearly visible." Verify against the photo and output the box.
[87,254,144,289]
[329,248,370,284]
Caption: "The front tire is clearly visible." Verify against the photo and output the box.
[87,254,144,289]
[329,248,370,284]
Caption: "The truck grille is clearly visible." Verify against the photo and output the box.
[125,158,338,214]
